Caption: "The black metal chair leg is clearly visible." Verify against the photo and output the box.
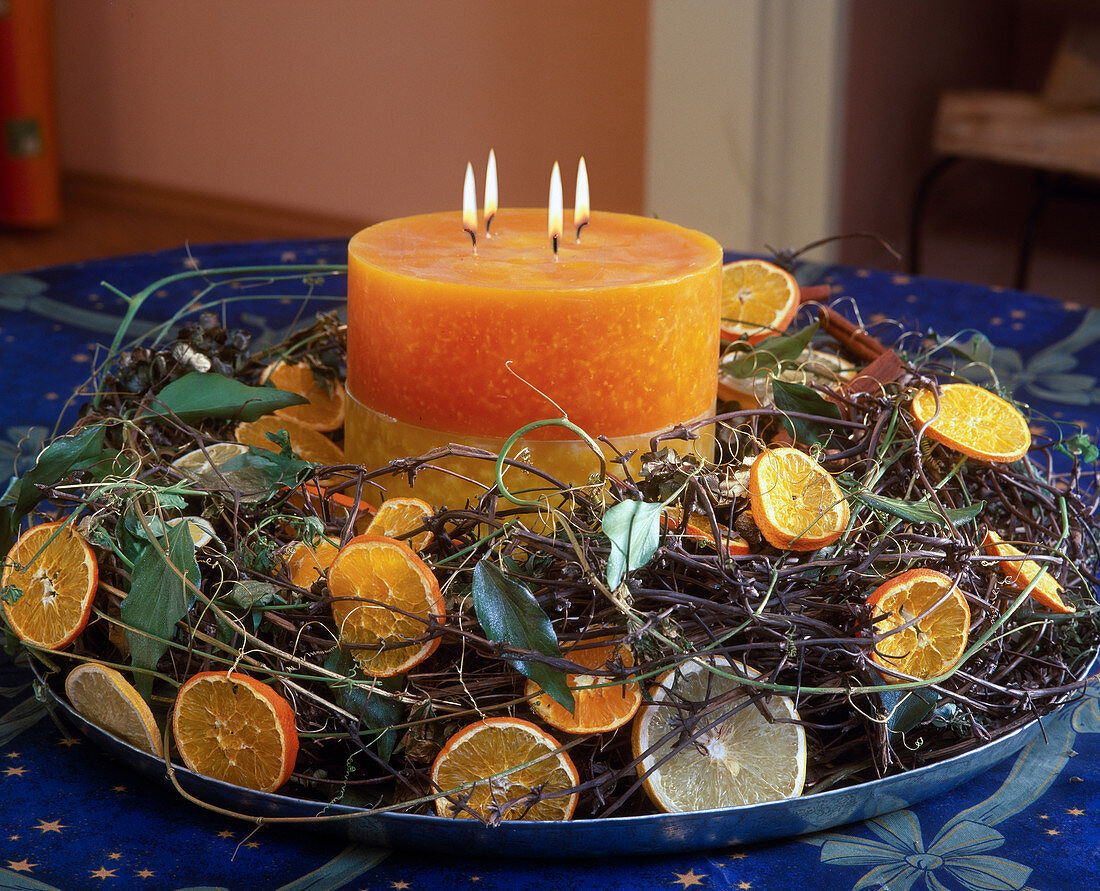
[908,156,959,274]
[1014,170,1056,291]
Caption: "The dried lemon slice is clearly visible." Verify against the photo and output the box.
[632,656,806,812]
[65,663,162,757]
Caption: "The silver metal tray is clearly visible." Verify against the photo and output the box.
[34,654,1098,858]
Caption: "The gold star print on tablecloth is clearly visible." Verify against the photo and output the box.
[0,716,387,890]
[673,868,706,887]
[90,866,118,880]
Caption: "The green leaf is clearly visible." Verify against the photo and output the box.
[0,424,108,511]
[223,580,284,611]
[1055,432,1100,464]
[856,493,985,527]
[140,371,307,423]
[770,378,843,445]
[941,503,986,525]
[115,500,192,565]
[471,559,572,712]
[324,649,404,761]
[243,532,284,575]
[602,499,664,589]
[878,681,939,744]
[123,509,169,542]
[1,584,21,609]
[285,514,326,545]
[117,502,161,566]
[721,323,819,379]
[218,432,314,494]
[121,520,201,699]
[154,492,188,511]
[0,424,117,559]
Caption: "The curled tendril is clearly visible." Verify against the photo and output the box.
[494,418,608,508]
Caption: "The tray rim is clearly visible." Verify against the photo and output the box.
[31,651,1100,858]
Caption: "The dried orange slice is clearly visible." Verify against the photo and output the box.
[260,359,347,432]
[431,716,579,821]
[366,496,434,551]
[172,670,299,792]
[1,521,98,650]
[296,481,373,532]
[662,508,751,557]
[65,663,163,757]
[911,383,1030,463]
[234,414,345,466]
[285,538,340,589]
[525,636,641,735]
[749,447,849,550]
[631,656,806,812]
[981,530,1072,613]
[327,534,444,676]
[867,568,970,681]
[720,258,799,344]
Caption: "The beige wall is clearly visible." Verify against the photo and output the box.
[646,0,847,255]
[44,0,1099,298]
[52,1,850,254]
[54,0,648,226]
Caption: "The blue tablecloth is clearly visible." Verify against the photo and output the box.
[1,240,1098,890]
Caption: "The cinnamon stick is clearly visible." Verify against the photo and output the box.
[798,284,834,304]
[815,305,888,363]
[842,349,907,396]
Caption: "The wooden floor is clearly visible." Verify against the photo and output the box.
[0,174,363,273]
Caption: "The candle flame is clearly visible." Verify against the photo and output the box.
[484,149,498,234]
[574,156,589,242]
[548,161,563,256]
[462,162,477,252]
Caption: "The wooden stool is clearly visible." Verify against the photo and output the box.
[908,27,1100,290]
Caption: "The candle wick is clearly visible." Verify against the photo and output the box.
[485,213,495,238]
[465,226,478,256]
[575,221,587,244]
[552,233,559,260]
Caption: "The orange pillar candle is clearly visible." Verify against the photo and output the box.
[345,208,721,507]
